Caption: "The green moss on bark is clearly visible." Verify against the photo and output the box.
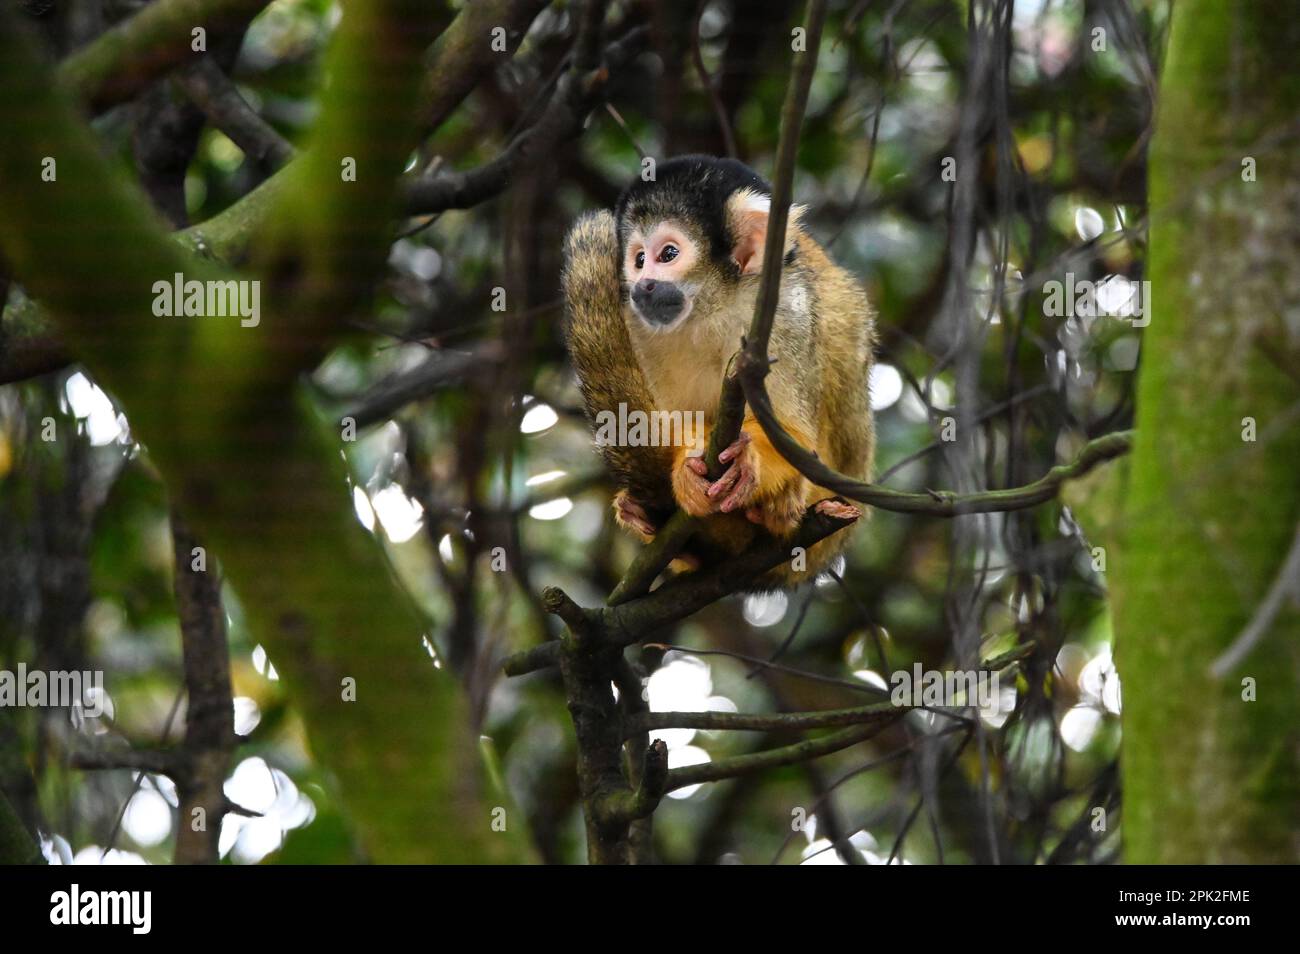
[1113,0,1300,863]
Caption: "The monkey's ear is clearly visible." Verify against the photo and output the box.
[726,189,805,275]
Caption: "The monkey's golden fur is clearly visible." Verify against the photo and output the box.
[562,170,875,587]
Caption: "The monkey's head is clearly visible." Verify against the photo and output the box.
[615,156,801,332]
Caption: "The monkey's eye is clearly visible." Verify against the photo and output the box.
[634,250,646,270]
[658,244,679,264]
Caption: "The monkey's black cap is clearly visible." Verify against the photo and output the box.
[616,155,772,267]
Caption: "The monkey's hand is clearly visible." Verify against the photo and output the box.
[673,448,719,519]
[673,425,811,537]
[704,432,760,514]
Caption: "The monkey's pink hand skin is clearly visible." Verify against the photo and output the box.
[705,432,759,514]
[675,432,760,518]
[672,419,818,538]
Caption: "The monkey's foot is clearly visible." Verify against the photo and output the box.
[614,490,660,541]
[743,489,805,537]
[743,495,861,537]
[813,498,863,521]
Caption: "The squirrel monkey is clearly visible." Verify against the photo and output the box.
[563,155,875,585]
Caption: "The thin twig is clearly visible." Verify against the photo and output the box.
[628,702,904,735]
[665,721,891,792]
[692,0,738,158]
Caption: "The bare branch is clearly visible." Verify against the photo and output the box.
[594,739,668,825]
[742,0,829,358]
[628,702,903,735]
[740,367,1133,516]
[58,0,273,116]
[503,501,859,676]
[402,27,649,216]
[692,0,737,157]
[419,0,550,134]
[67,746,178,774]
[665,722,891,792]
[175,58,295,169]
[170,513,237,865]
[337,343,502,429]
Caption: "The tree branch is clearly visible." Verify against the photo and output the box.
[58,0,273,116]
[174,25,647,266]
[0,295,72,384]
[3,22,645,382]
[594,738,668,826]
[740,368,1133,516]
[503,501,859,676]
[419,0,550,135]
[622,643,1033,736]
[743,0,828,359]
[67,746,179,774]
[628,702,901,735]
[402,26,649,215]
[170,513,237,865]
[175,57,295,169]
[337,343,501,429]
[665,721,892,792]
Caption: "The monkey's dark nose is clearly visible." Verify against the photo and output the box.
[631,279,685,326]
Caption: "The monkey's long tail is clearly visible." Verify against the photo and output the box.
[562,211,673,510]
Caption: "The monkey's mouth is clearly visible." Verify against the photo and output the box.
[630,285,694,331]
[631,299,693,331]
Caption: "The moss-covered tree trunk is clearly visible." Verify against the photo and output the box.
[0,4,534,864]
[1113,0,1300,863]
